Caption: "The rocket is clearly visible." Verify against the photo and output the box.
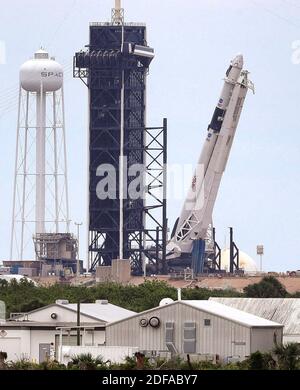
[167,54,254,259]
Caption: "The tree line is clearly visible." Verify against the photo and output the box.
[0,275,299,317]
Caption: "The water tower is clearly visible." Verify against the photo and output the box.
[10,49,70,260]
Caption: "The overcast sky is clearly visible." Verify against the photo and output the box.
[1,0,300,271]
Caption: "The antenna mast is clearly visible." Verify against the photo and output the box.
[112,0,124,24]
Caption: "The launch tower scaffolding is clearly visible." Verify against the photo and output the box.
[73,18,167,274]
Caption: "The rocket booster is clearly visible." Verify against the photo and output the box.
[176,55,244,216]
[168,55,253,257]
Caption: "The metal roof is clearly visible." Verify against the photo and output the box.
[0,322,105,328]
[107,300,282,328]
[183,300,282,328]
[210,298,300,335]
[59,302,136,323]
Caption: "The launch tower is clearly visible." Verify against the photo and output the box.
[74,1,167,273]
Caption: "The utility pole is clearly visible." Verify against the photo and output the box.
[75,222,83,277]
[77,300,81,346]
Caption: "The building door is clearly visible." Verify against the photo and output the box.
[39,343,51,363]
[232,327,247,359]
[233,342,246,358]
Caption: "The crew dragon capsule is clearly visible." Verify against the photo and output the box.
[167,54,254,260]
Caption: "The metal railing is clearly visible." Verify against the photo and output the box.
[9,313,29,321]
[90,22,146,27]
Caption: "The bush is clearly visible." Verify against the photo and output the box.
[244,276,287,298]
[8,357,41,370]
[68,353,107,370]
[39,360,67,370]
[245,351,276,370]
[273,343,300,370]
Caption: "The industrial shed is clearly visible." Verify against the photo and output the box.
[106,300,283,362]
[210,298,300,343]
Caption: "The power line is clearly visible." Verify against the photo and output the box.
[280,0,300,12]
[46,0,79,50]
[250,0,300,29]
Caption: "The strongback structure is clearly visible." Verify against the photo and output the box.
[74,2,167,274]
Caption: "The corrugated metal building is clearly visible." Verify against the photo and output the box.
[210,298,300,343]
[106,300,283,362]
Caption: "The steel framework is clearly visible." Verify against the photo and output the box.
[10,86,70,260]
[74,22,167,274]
[229,227,240,273]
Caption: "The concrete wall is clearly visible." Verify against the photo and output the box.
[96,266,112,283]
[111,259,131,283]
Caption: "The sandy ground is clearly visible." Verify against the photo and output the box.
[34,275,300,293]
[128,275,300,293]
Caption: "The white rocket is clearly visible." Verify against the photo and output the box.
[167,54,254,259]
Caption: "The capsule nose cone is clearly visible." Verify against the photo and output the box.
[231,54,244,69]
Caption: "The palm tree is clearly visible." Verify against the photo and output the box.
[69,353,104,370]
[273,343,300,370]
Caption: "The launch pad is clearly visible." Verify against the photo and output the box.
[73,1,250,276]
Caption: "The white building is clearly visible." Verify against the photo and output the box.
[210,298,300,343]
[106,300,283,363]
[0,299,135,363]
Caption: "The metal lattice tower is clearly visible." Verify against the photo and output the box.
[10,49,70,260]
[73,2,167,274]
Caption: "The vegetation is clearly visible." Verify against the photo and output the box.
[244,276,288,298]
[0,275,297,317]
[273,343,300,370]
[245,351,276,370]
[67,353,106,370]
[0,278,242,317]
[0,346,299,370]
[1,275,299,371]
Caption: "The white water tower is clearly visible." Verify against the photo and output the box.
[10,49,70,260]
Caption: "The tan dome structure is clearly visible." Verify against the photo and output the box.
[221,248,258,272]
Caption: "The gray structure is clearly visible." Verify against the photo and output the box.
[210,298,300,343]
[34,233,77,261]
[96,259,131,283]
[106,300,283,362]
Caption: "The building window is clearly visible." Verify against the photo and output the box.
[204,319,211,326]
